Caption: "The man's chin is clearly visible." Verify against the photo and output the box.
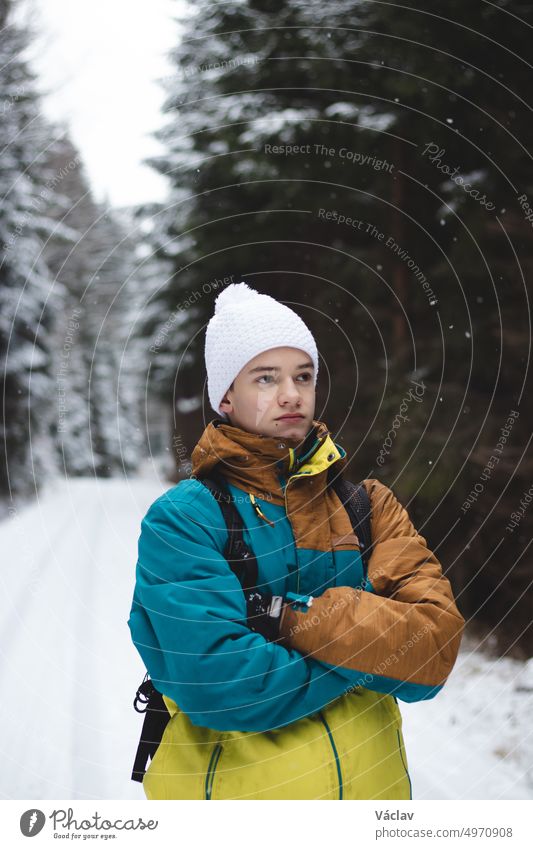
[270,417,311,441]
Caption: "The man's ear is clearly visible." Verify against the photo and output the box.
[219,381,234,416]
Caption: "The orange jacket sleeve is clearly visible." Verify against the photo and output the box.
[278,479,465,694]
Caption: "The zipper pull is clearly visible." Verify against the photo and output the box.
[286,591,314,613]
[249,493,275,527]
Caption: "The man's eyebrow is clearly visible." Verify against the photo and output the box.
[247,361,314,374]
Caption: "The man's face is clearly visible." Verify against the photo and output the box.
[219,346,316,441]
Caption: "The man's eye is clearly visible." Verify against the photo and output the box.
[256,372,312,384]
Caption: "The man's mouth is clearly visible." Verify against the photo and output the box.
[276,414,305,421]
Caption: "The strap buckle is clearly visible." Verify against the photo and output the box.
[133,677,155,713]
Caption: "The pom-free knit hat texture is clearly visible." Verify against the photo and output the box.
[205,282,319,418]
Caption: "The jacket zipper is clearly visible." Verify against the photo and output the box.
[205,741,223,800]
[279,472,301,595]
[396,729,413,800]
[279,432,328,595]
[318,711,343,800]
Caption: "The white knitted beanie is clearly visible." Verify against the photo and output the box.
[205,282,319,418]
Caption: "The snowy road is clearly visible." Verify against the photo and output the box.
[0,471,531,800]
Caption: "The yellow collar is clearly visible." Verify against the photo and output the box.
[287,433,346,479]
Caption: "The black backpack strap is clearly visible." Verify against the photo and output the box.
[198,472,259,593]
[131,675,171,783]
[331,476,373,585]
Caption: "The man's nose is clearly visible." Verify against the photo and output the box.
[278,378,302,403]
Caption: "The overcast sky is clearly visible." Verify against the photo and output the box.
[17,0,185,209]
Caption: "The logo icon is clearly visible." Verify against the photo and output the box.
[20,810,46,837]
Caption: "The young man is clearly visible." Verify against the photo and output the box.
[127,281,465,800]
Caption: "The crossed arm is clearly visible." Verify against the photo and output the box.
[277,478,466,692]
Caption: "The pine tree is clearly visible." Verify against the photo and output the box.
[42,137,146,477]
[0,3,66,499]
[144,0,388,440]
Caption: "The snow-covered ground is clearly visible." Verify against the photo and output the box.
[401,634,533,800]
[0,469,531,800]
